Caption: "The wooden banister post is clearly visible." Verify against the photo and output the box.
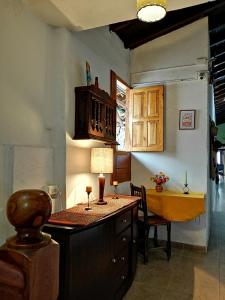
[0,189,59,300]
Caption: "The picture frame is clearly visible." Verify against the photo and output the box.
[179,110,196,130]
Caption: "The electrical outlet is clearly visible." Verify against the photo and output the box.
[47,185,59,198]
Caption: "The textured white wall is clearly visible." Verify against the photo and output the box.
[0,1,131,245]
[0,1,66,242]
[130,19,209,247]
[131,19,208,74]
[63,27,131,207]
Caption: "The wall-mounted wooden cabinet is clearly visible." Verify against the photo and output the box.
[74,85,116,142]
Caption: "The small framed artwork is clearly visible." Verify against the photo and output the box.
[179,110,196,130]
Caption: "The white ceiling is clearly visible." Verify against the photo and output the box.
[23,0,214,31]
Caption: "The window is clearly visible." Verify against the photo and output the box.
[110,70,130,151]
[128,85,164,152]
[110,71,164,182]
[110,71,131,183]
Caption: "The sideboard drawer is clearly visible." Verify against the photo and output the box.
[113,258,129,295]
[115,226,131,254]
[111,245,129,271]
[115,210,131,235]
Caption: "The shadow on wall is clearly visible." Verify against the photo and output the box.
[131,152,185,192]
[165,84,178,154]
[131,154,153,188]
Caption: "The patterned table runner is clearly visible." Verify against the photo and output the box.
[48,195,139,227]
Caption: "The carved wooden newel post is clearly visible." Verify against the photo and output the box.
[0,190,59,300]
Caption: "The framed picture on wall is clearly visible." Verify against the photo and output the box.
[179,110,196,130]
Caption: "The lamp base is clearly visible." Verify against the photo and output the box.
[96,199,107,205]
[85,207,93,211]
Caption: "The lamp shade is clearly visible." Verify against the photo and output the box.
[137,0,167,22]
[91,148,113,174]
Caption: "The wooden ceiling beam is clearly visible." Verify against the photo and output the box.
[216,102,225,105]
[215,87,225,95]
[210,43,225,57]
[214,91,225,98]
[215,110,225,115]
[216,104,225,108]
[214,82,225,89]
[215,106,225,111]
[214,72,225,82]
[214,94,225,103]
[211,38,225,49]
[210,29,225,45]
[215,103,225,107]
[212,54,225,67]
[215,105,225,109]
[216,108,225,113]
[111,1,225,49]
[127,6,210,49]
[212,51,225,61]
[213,62,225,73]
[213,70,225,79]
[109,20,136,32]
[214,75,225,83]
[210,23,225,34]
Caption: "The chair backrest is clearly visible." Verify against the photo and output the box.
[130,183,148,224]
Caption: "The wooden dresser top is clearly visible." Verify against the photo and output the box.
[47,195,140,228]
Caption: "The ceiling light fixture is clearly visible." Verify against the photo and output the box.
[137,0,167,23]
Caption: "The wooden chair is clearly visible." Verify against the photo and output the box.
[130,183,171,264]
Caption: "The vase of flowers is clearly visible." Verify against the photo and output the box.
[151,172,169,192]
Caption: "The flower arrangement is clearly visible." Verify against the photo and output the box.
[151,172,169,186]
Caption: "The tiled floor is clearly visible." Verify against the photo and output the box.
[124,179,225,300]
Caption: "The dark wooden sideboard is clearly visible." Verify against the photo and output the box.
[43,196,140,300]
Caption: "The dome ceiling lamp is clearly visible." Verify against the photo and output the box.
[137,0,167,23]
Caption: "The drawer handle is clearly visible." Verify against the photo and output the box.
[121,275,126,280]
[122,219,127,223]
[112,258,117,264]
[121,256,125,261]
[122,237,127,242]
[133,239,136,244]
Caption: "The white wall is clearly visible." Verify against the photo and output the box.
[62,27,131,207]
[132,19,208,74]
[0,0,66,243]
[0,0,131,247]
[131,19,209,247]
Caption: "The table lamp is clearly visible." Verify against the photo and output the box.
[91,148,113,205]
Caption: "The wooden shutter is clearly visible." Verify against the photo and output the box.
[111,150,131,184]
[128,85,164,152]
